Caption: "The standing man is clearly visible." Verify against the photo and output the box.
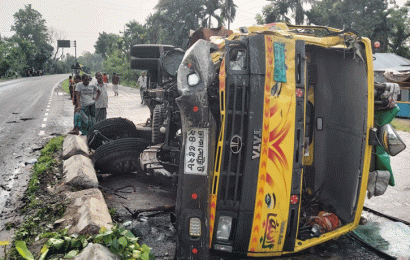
[69,74,100,135]
[137,72,147,104]
[95,72,108,122]
[112,73,120,96]
[68,75,75,100]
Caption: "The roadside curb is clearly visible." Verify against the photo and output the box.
[60,135,115,258]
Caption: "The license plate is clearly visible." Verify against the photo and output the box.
[184,128,208,175]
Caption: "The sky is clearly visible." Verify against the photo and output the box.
[0,0,407,58]
[0,0,267,57]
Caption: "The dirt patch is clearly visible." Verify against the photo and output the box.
[98,173,177,259]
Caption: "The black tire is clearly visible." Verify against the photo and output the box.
[93,138,150,174]
[130,44,175,58]
[87,118,138,150]
[152,105,166,144]
[135,126,152,141]
[130,57,159,71]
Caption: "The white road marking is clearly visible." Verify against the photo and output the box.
[45,113,48,116]
[39,131,45,136]
[46,109,49,112]
[41,124,46,128]
[43,118,47,122]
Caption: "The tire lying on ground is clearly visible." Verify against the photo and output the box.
[87,117,138,150]
[152,105,166,145]
[93,138,150,174]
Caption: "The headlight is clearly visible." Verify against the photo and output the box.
[216,216,233,241]
[189,217,201,237]
[187,72,200,86]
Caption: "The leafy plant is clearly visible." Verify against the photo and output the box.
[93,225,153,260]
[16,225,153,260]
[15,241,34,260]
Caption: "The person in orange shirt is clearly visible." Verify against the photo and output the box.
[102,73,108,83]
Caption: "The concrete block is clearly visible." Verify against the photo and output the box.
[74,243,120,260]
[63,135,89,160]
[56,188,112,235]
[63,155,98,189]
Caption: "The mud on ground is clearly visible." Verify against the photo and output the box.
[98,173,177,260]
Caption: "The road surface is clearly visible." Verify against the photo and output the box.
[0,74,70,243]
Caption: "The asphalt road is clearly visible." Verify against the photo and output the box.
[0,74,69,243]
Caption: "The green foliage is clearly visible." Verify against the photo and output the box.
[0,38,27,78]
[93,225,153,260]
[305,0,410,56]
[386,7,410,58]
[77,52,104,73]
[16,225,153,260]
[61,79,70,94]
[11,4,53,71]
[220,0,237,29]
[256,0,316,25]
[391,119,410,132]
[15,241,34,260]
[123,21,147,53]
[26,135,65,201]
[94,32,122,58]
[11,4,48,45]
[103,49,137,85]
[149,0,207,47]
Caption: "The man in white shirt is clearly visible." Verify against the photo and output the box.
[137,72,147,104]
[95,72,108,122]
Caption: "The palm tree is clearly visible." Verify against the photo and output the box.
[221,0,237,29]
[202,0,222,28]
[267,0,316,25]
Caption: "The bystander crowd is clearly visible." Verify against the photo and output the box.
[69,74,100,135]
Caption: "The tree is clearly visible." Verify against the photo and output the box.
[257,0,316,25]
[150,0,206,47]
[202,0,222,28]
[0,38,27,77]
[256,2,290,24]
[103,49,135,85]
[94,32,122,58]
[78,52,104,73]
[123,20,147,54]
[11,4,53,70]
[305,0,410,56]
[386,7,410,57]
[221,0,237,29]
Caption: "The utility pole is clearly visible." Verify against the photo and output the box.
[74,40,77,62]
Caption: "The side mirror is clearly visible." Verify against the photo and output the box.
[378,124,406,156]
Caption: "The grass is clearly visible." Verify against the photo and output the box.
[61,78,70,94]
[391,118,410,132]
[121,80,137,88]
[8,136,67,259]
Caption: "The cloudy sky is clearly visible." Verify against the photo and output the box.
[0,0,407,57]
[0,0,266,57]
